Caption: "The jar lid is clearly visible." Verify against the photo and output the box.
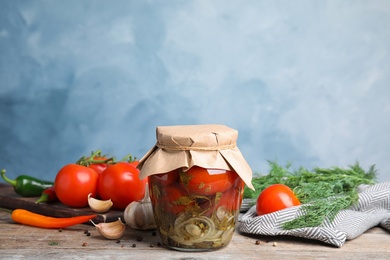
[138,124,254,190]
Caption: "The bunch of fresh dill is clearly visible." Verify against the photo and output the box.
[244,161,377,230]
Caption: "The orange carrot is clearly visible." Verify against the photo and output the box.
[11,209,97,229]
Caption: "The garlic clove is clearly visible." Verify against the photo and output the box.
[124,200,156,230]
[90,218,126,240]
[88,193,113,213]
[124,183,156,230]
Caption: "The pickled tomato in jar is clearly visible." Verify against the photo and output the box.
[137,124,254,252]
[149,166,244,251]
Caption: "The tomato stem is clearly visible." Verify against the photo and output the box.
[75,150,137,166]
[76,150,115,166]
[120,154,137,163]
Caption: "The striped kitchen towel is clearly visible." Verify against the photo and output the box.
[239,181,390,247]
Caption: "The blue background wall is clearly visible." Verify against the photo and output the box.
[1,0,389,182]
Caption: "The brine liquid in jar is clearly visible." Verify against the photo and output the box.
[149,166,245,251]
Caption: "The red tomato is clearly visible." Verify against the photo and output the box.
[151,170,180,187]
[179,166,237,196]
[215,181,245,212]
[256,184,301,215]
[54,164,99,208]
[200,180,244,216]
[98,162,147,210]
[87,156,109,174]
[159,184,193,215]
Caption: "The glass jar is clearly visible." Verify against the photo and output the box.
[138,124,253,252]
[149,166,244,251]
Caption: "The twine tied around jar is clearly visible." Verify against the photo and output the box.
[156,142,237,151]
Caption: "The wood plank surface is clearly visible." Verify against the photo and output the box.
[1,210,390,259]
[0,183,123,223]
[1,183,390,259]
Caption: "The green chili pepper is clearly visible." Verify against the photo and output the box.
[1,169,54,197]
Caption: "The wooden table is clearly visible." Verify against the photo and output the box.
[1,211,389,259]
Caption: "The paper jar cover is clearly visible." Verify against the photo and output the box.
[137,124,254,190]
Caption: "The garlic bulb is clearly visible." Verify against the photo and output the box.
[124,183,156,230]
[90,218,126,240]
[88,193,113,213]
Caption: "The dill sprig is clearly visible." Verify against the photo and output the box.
[244,161,377,229]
